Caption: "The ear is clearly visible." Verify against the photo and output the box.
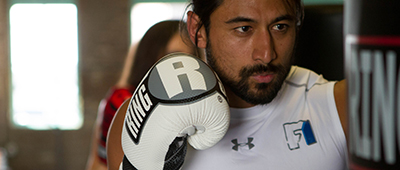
[187,11,207,49]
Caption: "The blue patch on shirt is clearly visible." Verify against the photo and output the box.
[302,120,317,145]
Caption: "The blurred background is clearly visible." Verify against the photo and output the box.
[0,0,344,169]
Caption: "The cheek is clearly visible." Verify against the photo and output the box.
[208,34,244,78]
[215,38,247,67]
[214,33,251,61]
[275,34,296,62]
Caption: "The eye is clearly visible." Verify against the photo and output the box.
[272,24,288,31]
[235,26,252,33]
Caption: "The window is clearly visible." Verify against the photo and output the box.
[9,3,81,130]
[130,2,189,44]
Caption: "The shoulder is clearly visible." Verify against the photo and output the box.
[285,66,348,136]
[285,66,348,142]
[284,67,337,111]
[282,66,337,109]
[285,66,331,91]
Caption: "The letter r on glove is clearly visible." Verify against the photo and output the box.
[156,57,207,98]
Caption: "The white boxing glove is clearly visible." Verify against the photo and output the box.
[119,53,230,170]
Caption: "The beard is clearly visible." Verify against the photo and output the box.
[206,43,292,105]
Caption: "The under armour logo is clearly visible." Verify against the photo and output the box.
[231,137,255,151]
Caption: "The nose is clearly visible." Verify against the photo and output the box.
[252,31,276,64]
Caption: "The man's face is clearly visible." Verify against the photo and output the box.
[205,0,297,107]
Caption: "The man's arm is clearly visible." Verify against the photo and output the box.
[334,80,348,137]
[106,99,129,170]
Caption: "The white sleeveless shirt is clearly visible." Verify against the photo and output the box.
[182,66,348,170]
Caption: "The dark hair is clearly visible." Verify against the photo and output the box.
[128,20,193,87]
[183,0,223,47]
[183,0,304,46]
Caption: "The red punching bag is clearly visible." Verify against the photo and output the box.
[345,0,400,169]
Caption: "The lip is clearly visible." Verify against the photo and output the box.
[251,73,275,83]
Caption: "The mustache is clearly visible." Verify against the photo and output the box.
[239,63,285,78]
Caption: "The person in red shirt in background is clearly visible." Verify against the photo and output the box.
[85,20,199,170]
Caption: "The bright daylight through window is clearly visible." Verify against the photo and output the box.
[9,3,82,130]
[130,2,188,44]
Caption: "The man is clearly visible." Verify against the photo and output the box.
[181,0,348,169]
[107,0,348,169]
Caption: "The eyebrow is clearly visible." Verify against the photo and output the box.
[225,14,295,24]
[272,15,295,23]
[225,16,256,24]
